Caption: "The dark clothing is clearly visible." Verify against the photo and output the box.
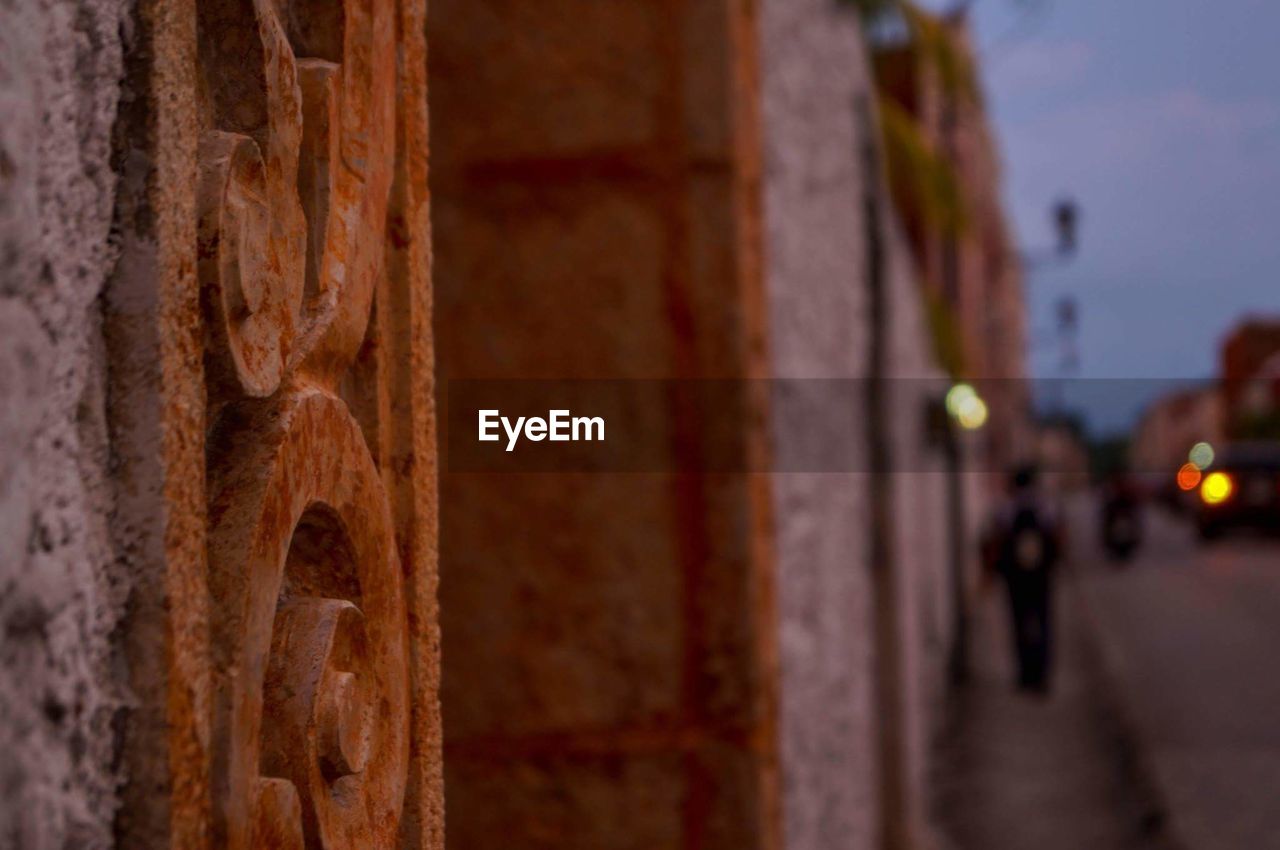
[988,493,1060,691]
[1004,568,1052,689]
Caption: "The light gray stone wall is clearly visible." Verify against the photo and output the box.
[0,0,127,845]
[759,1,877,847]
[884,214,952,842]
[760,1,953,848]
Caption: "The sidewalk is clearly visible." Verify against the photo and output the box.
[931,569,1179,850]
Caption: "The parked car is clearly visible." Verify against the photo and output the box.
[1195,442,1280,539]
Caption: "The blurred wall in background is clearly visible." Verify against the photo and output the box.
[874,16,1033,474]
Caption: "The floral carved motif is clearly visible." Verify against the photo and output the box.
[194,0,408,845]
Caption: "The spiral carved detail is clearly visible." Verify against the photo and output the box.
[208,391,408,850]
[196,0,404,844]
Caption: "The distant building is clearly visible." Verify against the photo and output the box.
[1131,386,1224,477]
[1036,417,1091,491]
[1221,317,1280,435]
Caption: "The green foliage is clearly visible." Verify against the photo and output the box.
[878,96,966,237]
[921,283,966,378]
[842,0,985,379]
[899,4,981,104]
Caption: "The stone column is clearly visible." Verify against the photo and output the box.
[428,2,780,848]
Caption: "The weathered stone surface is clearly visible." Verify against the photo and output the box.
[444,755,687,850]
[759,2,956,848]
[428,2,665,163]
[758,2,878,845]
[103,0,442,845]
[430,2,780,848]
[0,0,128,843]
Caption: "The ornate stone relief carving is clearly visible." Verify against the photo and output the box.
[192,0,425,845]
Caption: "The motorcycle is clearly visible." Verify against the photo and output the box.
[1100,475,1143,563]
[1102,505,1141,561]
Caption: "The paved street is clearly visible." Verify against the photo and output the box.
[1079,501,1280,850]
[933,538,1173,850]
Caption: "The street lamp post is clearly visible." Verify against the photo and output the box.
[928,383,989,685]
[1025,198,1081,415]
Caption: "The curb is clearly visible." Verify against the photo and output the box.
[1069,565,1192,850]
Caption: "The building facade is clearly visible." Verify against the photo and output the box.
[0,1,1020,848]
[872,11,1034,474]
[1221,317,1280,436]
[1131,386,1224,478]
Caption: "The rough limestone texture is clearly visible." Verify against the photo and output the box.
[759,2,878,847]
[760,1,951,848]
[884,212,953,844]
[0,0,127,846]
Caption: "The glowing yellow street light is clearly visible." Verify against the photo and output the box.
[1200,471,1233,505]
[957,396,988,430]
[945,383,988,430]
[945,383,976,418]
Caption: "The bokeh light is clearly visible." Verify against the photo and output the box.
[1176,462,1202,491]
[1201,471,1234,505]
[945,383,976,418]
[956,396,989,430]
[1189,441,1215,470]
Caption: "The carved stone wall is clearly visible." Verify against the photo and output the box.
[107,0,441,845]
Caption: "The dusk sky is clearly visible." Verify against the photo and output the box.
[927,0,1280,433]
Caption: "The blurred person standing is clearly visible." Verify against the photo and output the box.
[983,465,1063,693]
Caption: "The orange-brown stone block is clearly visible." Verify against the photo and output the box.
[430,2,779,849]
